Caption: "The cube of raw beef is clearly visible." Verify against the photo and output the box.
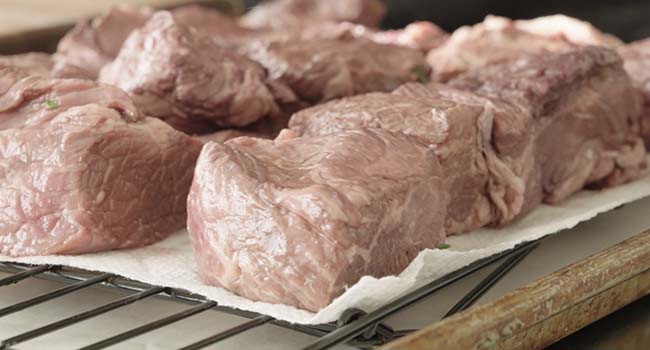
[187,129,446,311]
[100,12,280,134]
[56,5,154,78]
[0,70,202,256]
[428,15,622,81]
[289,84,526,234]
[450,46,645,213]
[240,0,386,30]
[619,38,650,148]
[0,53,92,79]
[244,36,429,104]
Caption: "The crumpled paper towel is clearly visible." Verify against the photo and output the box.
[2,172,650,325]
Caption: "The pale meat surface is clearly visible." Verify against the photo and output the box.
[290,47,645,230]
[289,84,528,234]
[187,129,446,311]
[369,21,448,51]
[0,69,201,256]
[450,46,645,217]
[303,21,448,51]
[244,36,429,104]
[0,66,137,130]
[514,15,623,48]
[100,12,279,133]
[619,38,650,148]
[427,15,621,81]
[56,4,263,77]
[171,5,262,48]
[240,0,386,30]
[56,5,154,78]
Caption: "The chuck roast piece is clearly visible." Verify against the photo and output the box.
[0,69,201,256]
[450,46,645,213]
[240,0,386,30]
[428,15,622,81]
[244,36,429,104]
[56,4,259,78]
[100,12,280,134]
[290,47,645,232]
[289,84,524,234]
[619,38,650,148]
[56,5,154,78]
[187,129,447,311]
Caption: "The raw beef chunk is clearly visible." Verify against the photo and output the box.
[56,4,259,77]
[450,46,645,213]
[244,36,429,104]
[428,15,621,81]
[290,47,645,231]
[512,15,623,48]
[289,84,524,234]
[187,129,446,311]
[0,69,201,256]
[100,12,280,133]
[619,38,650,148]
[56,5,154,78]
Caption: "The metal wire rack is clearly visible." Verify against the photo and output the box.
[0,239,538,350]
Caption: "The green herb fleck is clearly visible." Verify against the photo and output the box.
[44,99,59,110]
[412,66,431,84]
[436,243,451,250]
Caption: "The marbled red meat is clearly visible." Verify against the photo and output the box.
[0,68,201,256]
[187,129,446,311]
[100,12,280,133]
[450,46,645,214]
[56,5,154,78]
[243,36,429,104]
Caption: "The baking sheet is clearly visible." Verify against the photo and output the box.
[2,171,650,325]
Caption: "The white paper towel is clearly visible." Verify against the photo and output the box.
[2,172,650,325]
